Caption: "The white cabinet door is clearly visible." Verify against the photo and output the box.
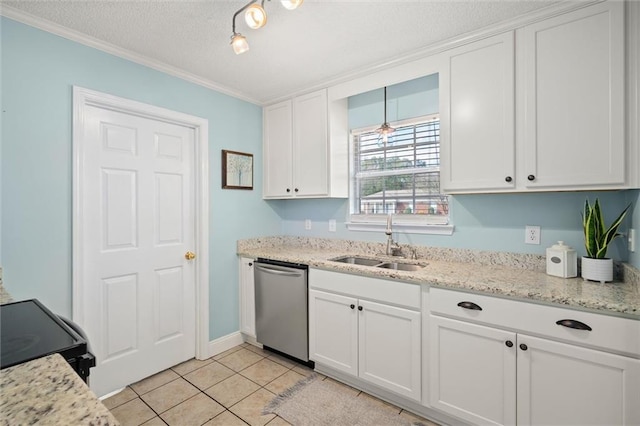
[520,1,625,188]
[293,89,329,197]
[440,32,515,192]
[309,289,358,376]
[238,257,255,338]
[358,300,421,401]
[517,333,640,426]
[430,315,517,426]
[263,100,293,197]
[263,89,332,199]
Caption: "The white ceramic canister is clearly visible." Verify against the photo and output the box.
[546,241,577,278]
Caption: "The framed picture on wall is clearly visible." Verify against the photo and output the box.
[222,150,253,190]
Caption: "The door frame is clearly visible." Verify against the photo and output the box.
[71,86,210,360]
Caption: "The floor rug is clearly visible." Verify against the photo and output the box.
[263,374,425,426]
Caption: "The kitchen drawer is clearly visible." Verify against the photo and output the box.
[430,287,640,357]
[309,268,420,310]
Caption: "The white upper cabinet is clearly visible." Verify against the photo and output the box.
[440,32,515,192]
[519,1,625,189]
[293,90,329,197]
[440,1,629,193]
[263,89,348,199]
[263,100,293,198]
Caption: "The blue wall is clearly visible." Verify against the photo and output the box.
[275,191,631,260]
[0,18,281,340]
[348,74,439,129]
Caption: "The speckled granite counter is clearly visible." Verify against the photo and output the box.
[0,285,12,305]
[0,354,118,425]
[238,236,640,319]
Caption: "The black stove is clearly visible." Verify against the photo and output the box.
[0,299,95,383]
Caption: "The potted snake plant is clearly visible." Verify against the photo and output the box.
[581,199,630,283]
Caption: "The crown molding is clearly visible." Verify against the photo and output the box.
[0,4,262,106]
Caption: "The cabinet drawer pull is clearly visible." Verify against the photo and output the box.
[556,319,592,331]
[457,301,482,311]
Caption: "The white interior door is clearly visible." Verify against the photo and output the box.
[79,102,197,397]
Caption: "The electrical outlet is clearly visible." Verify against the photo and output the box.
[525,225,541,245]
[305,219,311,230]
[629,229,636,252]
[329,219,336,232]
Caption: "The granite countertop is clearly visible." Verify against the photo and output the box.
[238,237,640,320]
[0,354,118,425]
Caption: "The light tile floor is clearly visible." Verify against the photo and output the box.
[103,343,438,426]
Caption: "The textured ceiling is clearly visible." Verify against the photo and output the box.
[2,0,564,104]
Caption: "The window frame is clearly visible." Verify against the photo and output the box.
[346,114,454,235]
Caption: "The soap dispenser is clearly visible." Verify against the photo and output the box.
[546,241,577,278]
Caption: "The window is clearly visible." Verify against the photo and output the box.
[349,114,450,232]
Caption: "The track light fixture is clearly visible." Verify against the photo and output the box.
[230,0,304,55]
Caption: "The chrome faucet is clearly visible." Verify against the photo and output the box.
[385,214,399,256]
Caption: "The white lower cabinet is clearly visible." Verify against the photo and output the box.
[309,288,421,401]
[308,290,358,376]
[516,334,640,426]
[429,288,640,426]
[238,257,256,338]
[430,316,516,425]
[358,299,421,400]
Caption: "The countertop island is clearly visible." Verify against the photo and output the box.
[238,236,640,319]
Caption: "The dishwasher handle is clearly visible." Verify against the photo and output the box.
[255,264,304,277]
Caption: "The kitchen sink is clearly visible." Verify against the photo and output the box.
[330,256,384,266]
[330,256,426,271]
[377,262,426,271]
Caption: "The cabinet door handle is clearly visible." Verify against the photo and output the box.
[294,188,299,193]
[350,304,355,309]
[520,343,528,351]
[505,176,512,183]
[556,319,592,331]
[248,262,253,267]
[457,301,483,311]
[527,174,536,181]
[505,340,513,348]
[358,306,363,311]
[286,188,291,193]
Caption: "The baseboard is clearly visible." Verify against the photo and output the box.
[206,331,244,358]
[241,333,262,347]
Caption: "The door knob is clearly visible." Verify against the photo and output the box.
[185,251,196,260]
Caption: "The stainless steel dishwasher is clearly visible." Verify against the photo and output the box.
[254,258,309,362]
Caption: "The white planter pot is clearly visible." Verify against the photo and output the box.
[581,257,613,283]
